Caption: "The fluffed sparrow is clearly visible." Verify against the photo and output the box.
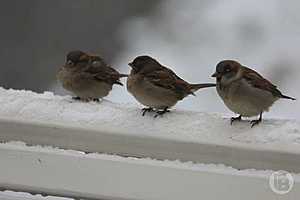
[127,55,216,117]
[212,60,296,127]
[57,50,127,101]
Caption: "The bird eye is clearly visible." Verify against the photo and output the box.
[225,67,231,72]
[92,60,100,66]
[67,60,74,65]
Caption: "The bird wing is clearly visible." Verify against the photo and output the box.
[84,64,124,85]
[144,66,192,98]
[242,66,283,98]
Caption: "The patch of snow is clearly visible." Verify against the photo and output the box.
[1,141,299,180]
[0,190,71,200]
[0,87,299,148]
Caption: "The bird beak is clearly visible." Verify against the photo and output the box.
[211,72,220,78]
[128,62,133,67]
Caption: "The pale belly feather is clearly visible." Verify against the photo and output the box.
[58,68,112,98]
[217,80,278,117]
[127,74,180,109]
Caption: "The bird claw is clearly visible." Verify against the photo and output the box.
[92,98,100,102]
[250,112,263,128]
[72,96,81,101]
[230,115,242,125]
[250,119,261,128]
[142,107,154,116]
[72,97,100,102]
[154,109,170,118]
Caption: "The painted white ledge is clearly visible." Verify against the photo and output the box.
[0,142,299,200]
[0,190,69,200]
[0,88,300,173]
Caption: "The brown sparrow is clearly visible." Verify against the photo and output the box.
[212,60,296,127]
[127,55,216,117]
[57,50,127,101]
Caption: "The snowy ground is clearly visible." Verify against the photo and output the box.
[0,87,299,147]
[0,87,299,199]
[1,141,289,178]
[0,191,70,200]
[0,141,299,200]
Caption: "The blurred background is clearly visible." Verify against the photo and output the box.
[0,0,299,119]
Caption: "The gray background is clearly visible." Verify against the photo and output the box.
[0,0,299,119]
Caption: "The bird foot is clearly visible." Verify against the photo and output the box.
[72,96,81,101]
[72,97,100,102]
[230,115,242,125]
[154,108,170,118]
[141,107,154,116]
[250,119,262,128]
[92,98,100,102]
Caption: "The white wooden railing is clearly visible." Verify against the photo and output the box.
[0,87,299,199]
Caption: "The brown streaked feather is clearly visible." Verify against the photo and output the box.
[79,54,90,62]
[84,64,125,86]
[242,66,283,98]
[144,67,192,98]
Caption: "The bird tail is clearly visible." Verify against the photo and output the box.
[119,74,129,78]
[281,94,296,100]
[190,83,216,93]
[114,74,128,86]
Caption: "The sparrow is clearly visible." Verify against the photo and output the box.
[212,60,296,127]
[57,50,128,101]
[127,55,216,117]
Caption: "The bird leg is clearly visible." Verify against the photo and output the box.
[142,107,154,116]
[72,96,81,101]
[72,97,95,102]
[250,112,263,128]
[231,115,242,125]
[93,98,100,102]
[154,107,170,118]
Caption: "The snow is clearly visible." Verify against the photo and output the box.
[1,141,299,180]
[0,87,299,148]
[0,191,70,200]
[0,141,299,200]
[0,86,299,200]
[6,141,294,200]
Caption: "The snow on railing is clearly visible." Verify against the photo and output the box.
[0,87,299,199]
[0,87,300,171]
